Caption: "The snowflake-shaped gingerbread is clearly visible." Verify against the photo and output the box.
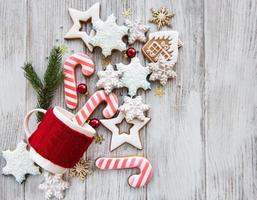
[89,14,128,57]
[116,57,151,97]
[2,140,40,183]
[119,96,150,122]
[148,56,177,85]
[39,172,69,200]
[96,64,123,94]
[125,19,150,44]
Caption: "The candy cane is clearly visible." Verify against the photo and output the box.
[72,90,119,126]
[64,53,95,109]
[95,156,153,188]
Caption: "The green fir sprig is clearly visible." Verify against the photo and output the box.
[22,46,66,121]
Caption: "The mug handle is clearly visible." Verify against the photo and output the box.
[23,108,47,138]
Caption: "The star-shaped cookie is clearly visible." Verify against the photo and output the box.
[100,112,150,151]
[116,57,151,97]
[39,172,69,200]
[2,140,40,183]
[64,3,100,51]
[148,55,176,85]
[125,19,150,44]
[119,96,150,122]
[89,14,128,57]
[96,64,123,94]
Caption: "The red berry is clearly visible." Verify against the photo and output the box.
[126,47,136,58]
[77,83,87,94]
[89,118,101,128]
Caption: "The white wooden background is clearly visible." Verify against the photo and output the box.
[0,0,256,199]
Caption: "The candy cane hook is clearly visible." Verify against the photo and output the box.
[95,156,153,188]
[72,90,119,126]
[64,53,95,109]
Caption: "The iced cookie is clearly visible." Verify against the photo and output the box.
[89,14,128,57]
[119,96,150,122]
[64,3,100,51]
[100,112,150,151]
[125,19,150,44]
[116,57,151,97]
[142,31,183,63]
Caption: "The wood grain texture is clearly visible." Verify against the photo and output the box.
[0,0,256,199]
[205,0,257,199]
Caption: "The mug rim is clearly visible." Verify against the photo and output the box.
[53,106,96,137]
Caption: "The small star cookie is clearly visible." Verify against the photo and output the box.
[125,19,150,44]
[89,14,128,57]
[39,172,69,200]
[100,112,150,151]
[116,57,151,97]
[148,56,176,85]
[2,140,40,183]
[96,64,123,94]
[119,96,150,122]
[64,3,100,51]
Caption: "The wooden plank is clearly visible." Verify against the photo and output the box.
[24,0,88,199]
[0,0,27,199]
[205,0,257,199]
[145,0,206,199]
[85,0,147,199]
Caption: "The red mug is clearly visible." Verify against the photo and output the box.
[23,106,95,174]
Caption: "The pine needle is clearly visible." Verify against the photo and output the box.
[22,46,65,121]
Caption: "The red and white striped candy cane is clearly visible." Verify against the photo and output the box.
[95,156,153,188]
[64,53,95,109]
[72,90,119,126]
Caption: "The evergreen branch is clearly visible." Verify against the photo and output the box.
[22,62,43,93]
[22,46,65,121]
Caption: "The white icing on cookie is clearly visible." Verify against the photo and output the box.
[89,14,128,57]
[100,112,150,151]
[116,57,151,97]
[96,64,123,94]
[125,19,150,44]
[148,55,177,85]
[64,3,100,51]
[119,96,150,122]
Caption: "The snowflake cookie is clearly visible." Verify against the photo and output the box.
[2,140,40,183]
[148,56,176,85]
[96,64,123,94]
[125,19,150,44]
[116,57,151,97]
[89,14,128,57]
[119,96,150,122]
[39,172,69,200]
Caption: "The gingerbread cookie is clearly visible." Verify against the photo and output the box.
[100,112,150,151]
[95,156,153,188]
[64,3,100,52]
[142,31,183,63]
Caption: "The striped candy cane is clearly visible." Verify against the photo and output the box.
[95,156,153,188]
[64,53,95,109]
[72,90,119,126]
